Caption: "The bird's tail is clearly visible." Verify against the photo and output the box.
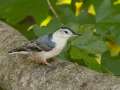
[8,49,17,53]
[8,48,29,55]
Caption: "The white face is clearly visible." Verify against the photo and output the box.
[55,28,74,39]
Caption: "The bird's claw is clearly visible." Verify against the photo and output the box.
[42,61,52,66]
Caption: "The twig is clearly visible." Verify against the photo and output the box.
[47,0,59,18]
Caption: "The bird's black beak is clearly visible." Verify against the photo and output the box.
[72,32,81,37]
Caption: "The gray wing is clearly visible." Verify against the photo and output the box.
[8,34,55,53]
[8,42,42,53]
[35,33,56,51]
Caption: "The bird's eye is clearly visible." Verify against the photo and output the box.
[64,31,68,34]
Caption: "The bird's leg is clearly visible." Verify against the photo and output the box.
[37,57,52,66]
[41,58,50,65]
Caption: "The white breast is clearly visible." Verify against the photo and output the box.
[43,37,67,59]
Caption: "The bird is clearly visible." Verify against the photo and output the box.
[8,27,81,65]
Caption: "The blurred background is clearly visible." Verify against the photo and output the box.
[0,0,120,75]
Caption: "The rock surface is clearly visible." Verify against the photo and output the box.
[0,21,120,90]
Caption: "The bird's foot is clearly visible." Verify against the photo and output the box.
[41,60,51,66]
[34,58,52,66]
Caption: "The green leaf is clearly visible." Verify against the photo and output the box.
[95,0,112,23]
[96,23,120,45]
[94,0,120,23]
[72,24,107,54]
[0,0,49,24]
[101,51,120,75]
[68,46,102,71]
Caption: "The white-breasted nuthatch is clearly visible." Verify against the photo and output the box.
[8,27,81,65]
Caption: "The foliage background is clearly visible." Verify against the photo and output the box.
[0,0,120,75]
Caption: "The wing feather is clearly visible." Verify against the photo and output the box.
[8,34,55,53]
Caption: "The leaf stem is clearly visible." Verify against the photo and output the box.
[47,0,59,18]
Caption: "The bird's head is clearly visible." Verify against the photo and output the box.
[53,27,81,40]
